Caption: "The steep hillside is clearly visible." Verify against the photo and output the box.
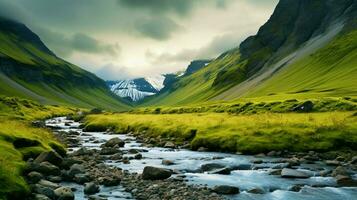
[0,17,130,110]
[143,0,357,106]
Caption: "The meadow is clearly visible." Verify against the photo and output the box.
[84,111,357,154]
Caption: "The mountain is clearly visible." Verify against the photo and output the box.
[0,17,130,110]
[142,0,357,106]
[107,75,165,101]
[184,60,212,76]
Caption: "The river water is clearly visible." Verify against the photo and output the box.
[45,117,357,200]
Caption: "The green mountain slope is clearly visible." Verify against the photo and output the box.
[143,0,357,106]
[0,17,130,110]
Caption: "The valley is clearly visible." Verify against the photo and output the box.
[0,0,356,200]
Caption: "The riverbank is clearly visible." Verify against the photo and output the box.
[23,117,357,200]
[83,111,357,154]
[0,97,75,199]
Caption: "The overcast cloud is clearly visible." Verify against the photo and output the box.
[0,0,278,80]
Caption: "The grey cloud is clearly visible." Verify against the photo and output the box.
[96,63,133,80]
[36,28,120,57]
[149,33,243,64]
[117,0,195,16]
[134,17,181,40]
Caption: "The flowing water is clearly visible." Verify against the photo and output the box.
[45,117,357,200]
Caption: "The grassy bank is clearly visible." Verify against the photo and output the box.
[0,97,75,200]
[84,112,357,154]
[135,97,357,115]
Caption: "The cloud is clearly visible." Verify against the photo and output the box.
[36,28,120,57]
[117,0,195,16]
[96,63,133,80]
[134,17,181,40]
[148,33,243,64]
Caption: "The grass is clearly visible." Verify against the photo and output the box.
[84,111,357,154]
[0,97,75,200]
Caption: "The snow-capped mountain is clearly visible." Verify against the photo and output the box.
[107,75,166,101]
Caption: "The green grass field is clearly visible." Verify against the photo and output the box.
[84,111,357,154]
[0,97,74,199]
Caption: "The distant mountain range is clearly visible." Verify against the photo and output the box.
[107,60,211,101]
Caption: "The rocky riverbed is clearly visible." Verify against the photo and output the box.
[24,117,357,200]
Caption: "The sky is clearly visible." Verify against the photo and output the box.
[0,0,278,80]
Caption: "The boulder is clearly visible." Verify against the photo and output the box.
[74,173,92,184]
[109,153,123,160]
[34,194,51,200]
[162,160,175,166]
[292,101,314,112]
[281,168,311,179]
[128,149,140,154]
[164,142,175,148]
[72,147,95,156]
[134,153,142,159]
[200,163,226,172]
[288,185,303,192]
[331,166,349,177]
[102,137,124,148]
[212,185,239,194]
[98,176,121,186]
[84,182,100,195]
[33,184,55,199]
[100,147,121,155]
[336,175,357,187]
[68,164,85,177]
[54,186,74,200]
[247,187,265,194]
[28,161,61,176]
[142,166,172,180]
[27,171,43,183]
[351,156,357,164]
[38,180,60,189]
[35,151,63,166]
[47,176,62,183]
[325,160,340,166]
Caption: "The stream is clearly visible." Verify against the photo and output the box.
[45,117,357,200]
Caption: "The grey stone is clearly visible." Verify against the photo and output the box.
[142,166,172,180]
[84,182,100,195]
[212,185,239,194]
[54,186,74,200]
[281,168,311,178]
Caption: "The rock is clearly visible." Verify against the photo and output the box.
[162,159,175,166]
[84,182,100,195]
[134,153,142,159]
[28,161,61,176]
[281,168,311,179]
[54,186,74,200]
[38,179,60,189]
[267,151,277,157]
[98,176,121,186]
[32,120,46,128]
[35,151,63,166]
[164,142,175,148]
[233,164,252,170]
[336,175,357,186]
[288,185,303,192]
[210,168,231,175]
[251,159,263,164]
[212,185,239,194]
[325,160,340,166]
[34,194,51,200]
[102,137,124,148]
[142,166,172,180]
[68,164,85,177]
[33,184,55,199]
[27,171,43,183]
[47,176,62,183]
[74,173,92,184]
[269,169,282,175]
[351,156,357,164]
[128,149,140,154]
[272,163,290,169]
[110,153,123,160]
[292,101,314,112]
[331,166,349,177]
[72,147,95,156]
[200,163,226,172]
[197,147,208,152]
[100,147,121,155]
[61,158,82,170]
[247,187,265,194]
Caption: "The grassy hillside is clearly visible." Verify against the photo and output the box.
[0,97,75,199]
[142,0,357,107]
[0,17,130,111]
